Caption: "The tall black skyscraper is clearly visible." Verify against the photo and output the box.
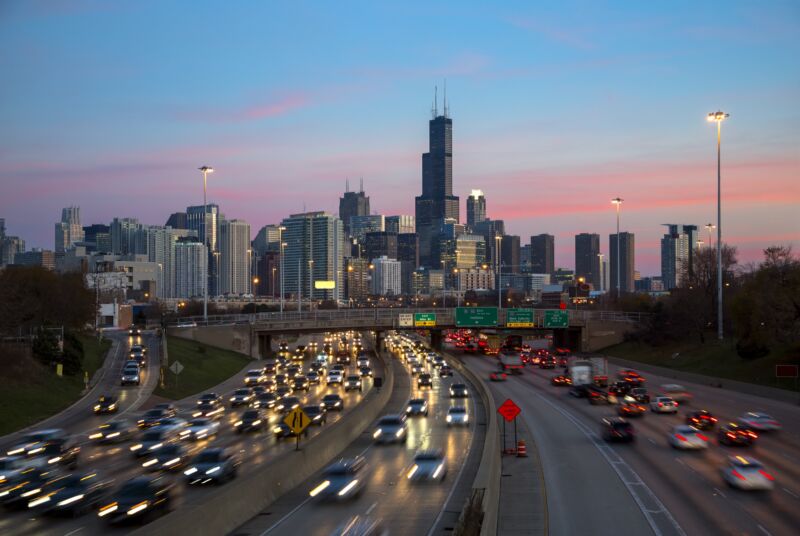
[531,234,555,275]
[415,95,459,268]
[610,232,635,293]
[466,189,486,229]
[339,179,370,238]
[575,233,601,289]
[501,235,520,274]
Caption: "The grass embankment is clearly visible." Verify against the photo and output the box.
[605,338,800,392]
[0,334,112,435]
[155,336,251,400]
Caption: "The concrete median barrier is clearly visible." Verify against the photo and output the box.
[133,349,394,536]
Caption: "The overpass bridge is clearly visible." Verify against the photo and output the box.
[166,308,647,358]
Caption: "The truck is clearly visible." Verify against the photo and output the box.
[589,357,609,387]
[498,350,524,374]
[569,357,608,387]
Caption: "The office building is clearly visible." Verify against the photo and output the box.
[397,233,419,295]
[435,220,467,273]
[466,189,487,229]
[610,232,635,293]
[575,233,601,290]
[253,224,282,255]
[472,219,505,266]
[255,250,280,297]
[82,224,111,253]
[350,215,384,244]
[187,204,221,296]
[175,240,207,299]
[660,224,699,290]
[281,212,345,301]
[339,182,370,237]
[501,235,520,274]
[458,268,495,291]
[599,257,609,292]
[385,215,415,234]
[14,249,56,270]
[371,256,401,296]
[552,268,575,284]
[0,220,25,266]
[455,234,487,270]
[219,219,252,296]
[165,212,188,229]
[110,218,141,256]
[520,244,533,273]
[364,231,398,261]
[531,234,555,276]
[54,206,84,253]
[346,257,370,302]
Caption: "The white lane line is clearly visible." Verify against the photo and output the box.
[365,501,378,516]
[783,487,799,499]
[259,497,312,536]
[712,487,727,499]
[758,524,773,536]
[647,438,657,445]
[64,528,84,536]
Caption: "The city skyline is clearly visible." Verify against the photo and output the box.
[1,1,798,274]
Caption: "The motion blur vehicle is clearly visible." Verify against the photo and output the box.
[179,418,220,441]
[197,392,223,405]
[357,356,370,368]
[294,345,307,359]
[660,384,692,403]
[252,392,278,410]
[668,425,710,450]
[309,456,367,501]
[617,402,647,417]
[244,369,267,386]
[650,396,678,414]
[229,388,254,408]
[273,421,308,440]
[310,362,327,376]
[569,384,590,398]
[234,410,267,433]
[120,363,141,386]
[686,410,717,430]
[152,403,177,417]
[293,375,310,392]
[25,437,81,470]
[410,362,424,375]
[304,405,327,425]
[718,423,758,446]
[193,398,225,419]
[446,407,469,426]
[138,409,170,429]
[372,415,407,444]
[550,375,571,386]
[307,371,321,384]
[721,456,774,491]
[322,394,344,411]
[27,470,113,516]
[1,467,64,509]
[275,374,289,386]
[0,456,27,485]
[6,429,69,457]
[407,450,447,482]
[130,427,179,457]
[141,443,189,472]
[276,396,301,412]
[601,418,635,442]
[184,447,239,485]
[287,365,302,379]
[618,369,645,384]
[89,420,135,444]
[449,383,469,398]
[97,475,173,524]
[359,366,373,378]
[406,398,429,417]
[607,382,632,402]
[328,370,344,385]
[275,385,292,399]
[417,372,433,387]
[264,361,277,374]
[489,371,508,382]
[439,365,453,377]
[624,387,650,404]
[738,412,782,431]
[93,395,118,415]
[587,386,609,405]
[279,341,289,355]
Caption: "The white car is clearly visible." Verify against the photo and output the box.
[327,371,344,385]
[668,425,709,450]
[721,456,775,490]
[244,370,267,386]
[738,412,782,431]
[357,357,370,368]
[120,364,141,386]
[344,375,363,392]
[659,384,692,403]
[446,407,469,426]
[180,418,220,441]
[650,396,678,414]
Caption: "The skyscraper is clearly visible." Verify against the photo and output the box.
[610,232,635,293]
[466,189,486,229]
[54,206,84,253]
[501,235,520,274]
[281,212,345,301]
[531,234,555,276]
[219,219,252,296]
[364,231,398,261]
[371,256,402,296]
[385,215,415,234]
[187,204,220,295]
[165,212,188,229]
[175,240,207,298]
[350,215,385,243]
[575,233,601,289]
[252,224,282,255]
[397,233,419,294]
[660,224,698,289]
[415,98,459,268]
[339,181,370,237]
[83,224,111,253]
[110,217,141,255]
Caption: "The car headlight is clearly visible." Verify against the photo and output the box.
[98,503,118,517]
[130,444,142,451]
[446,415,452,422]
[395,428,404,437]
[373,429,382,438]
[127,500,149,516]
[309,480,330,497]
[234,420,243,427]
[273,426,283,433]
[338,479,359,496]
[407,464,418,479]
[94,405,101,411]
[406,406,412,412]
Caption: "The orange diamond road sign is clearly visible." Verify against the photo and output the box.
[497,399,521,422]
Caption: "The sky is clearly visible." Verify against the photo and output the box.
[1,0,798,275]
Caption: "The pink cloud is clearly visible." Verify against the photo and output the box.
[172,92,311,123]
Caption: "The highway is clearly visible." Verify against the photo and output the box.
[0,333,382,535]
[235,334,483,536]
[454,345,800,536]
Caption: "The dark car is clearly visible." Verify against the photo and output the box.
[322,394,344,411]
[718,422,758,446]
[686,410,717,431]
[608,382,632,399]
[617,402,647,418]
[439,365,453,378]
[184,447,239,485]
[275,374,289,386]
[587,386,609,405]
[97,475,173,524]
[234,410,267,433]
[140,443,189,472]
[252,392,278,410]
[193,400,225,420]
[293,376,310,392]
[128,326,141,336]
[32,438,81,470]
[303,405,327,426]
[601,418,635,442]
[88,420,136,444]
[273,421,308,440]
[308,456,367,501]
[0,467,64,509]
[405,398,429,417]
[449,384,468,398]
[30,471,113,516]
[417,373,433,388]
[152,403,177,418]
[626,387,650,404]
[93,395,118,415]
[264,361,277,374]
[138,409,169,429]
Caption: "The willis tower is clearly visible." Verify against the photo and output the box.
[415,89,459,268]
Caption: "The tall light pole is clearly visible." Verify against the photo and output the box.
[278,225,286,314]
[611,198,623,296]
[199,166,214,321]
[704,223,716,249]
[707,110,729,341]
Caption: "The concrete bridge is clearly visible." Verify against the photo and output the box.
[167,308,646,358]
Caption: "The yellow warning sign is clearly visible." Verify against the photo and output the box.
[283,407,311,435]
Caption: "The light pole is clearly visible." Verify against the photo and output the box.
[199,165,214,321]
[597,253,605,293]
[278,225,286,314]
[707,110,729,341]
[704,223,716,249]
[611,197,623,295]
[453,268,461,307]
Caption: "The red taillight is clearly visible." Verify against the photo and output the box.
[758,470,774,481]
[727,433,736,438]
[658,402,663,407]
[749,432,758,439]
[697,433,708,441]
[675,434,687,441]
[732,469,746,481]
[674,402,679,407]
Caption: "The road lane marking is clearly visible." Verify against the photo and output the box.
[712,488,727,499]
[758,525,772,536]
[365,501,378,515]
[64,528,84,536]
[259,497,312,536]
[783,487,799,499]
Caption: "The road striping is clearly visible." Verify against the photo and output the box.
[758,524,773,536]
[783,487,799,499]
[712,488,727,499]
[64,528,84,536]
[259,497,312,535]
[365,501,378,516]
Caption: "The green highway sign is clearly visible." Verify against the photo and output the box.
[506,309,534,328]
[414,313,437,327]
[455,307,498,327]
[544,310,569,328]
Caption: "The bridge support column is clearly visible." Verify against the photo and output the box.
[430,330,443,351]
[374,330,384,353]
[257,333,272,359]
[553,328,582,353]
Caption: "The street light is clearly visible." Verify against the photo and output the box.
[199,166,214,321]
[597,253,605,293]
[611,197,623,295]
[707,110,729,341]
[278,226,286,314]
[453,268,461,307]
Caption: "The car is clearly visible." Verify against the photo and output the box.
[449,384,468,398]
[650,396,679,414]
[137,409,170,429]
[569,385,590,398]
[310,362,327,376]
[287,365,302,379]
[620,370,646,386]
[27,470,113,516]
[184,447,240,485]
[359,366,373,378]
[295,345,307,359]
[0,467,64,509]
[0,456,27,487]
[152,403,177,418]
[140,443,189,472]
[550,375,572,386]
[23,437,81,470]
[624,387,650,404]
[197,392,223,405]
[129,427,179,457]
[328,371,344,385]
[97,475,173,524]
[718,423,758,446]
[264,361,277,374]
[130,344,147,357]
[738,412,782,432]
[234,409,267,433]
[601,418,635,442]
[193,399,225,419]
[410,363,424,375]
[417,372,433,388]
[608,382,632,402]
[309,456,367,501]
[721,456,774,491]
[405,398,429,417]
[587,386,609,405]
[252,392,278,410]
[273,421,308,440]
[275,385,292,399]
[229,388,254,407]
[668,425,710,450]
[330,364,346,373]
[660,384,692,403]
[93,395,118,415]
[322,394,344,411]
[128,326,141,336]
[539,358,557,369]
[276,396,301,413]
[244,369,267,386]
[344,375,362,392]
[179,418,220,441]
[617,402,647,417]
[304,405,327,425]
[372,415,407,444]
[407,449,447,482]
[439,365,453,377]
[120,364,141,386]
[293,376,310,392]
[6,429,69,457]
[88,420,136,444]
[275,373,289,386]
[489,371,508,382]
[357,357,370,368]
[686,410,717,430]
[446,407,469,426]
[307,371,321,384]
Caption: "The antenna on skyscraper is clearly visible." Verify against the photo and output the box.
[359,177,364,193]
[346,177,350,193]
[434,85,438,118]
[443,79,448,118]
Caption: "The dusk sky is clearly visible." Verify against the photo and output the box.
[1,0,798,275]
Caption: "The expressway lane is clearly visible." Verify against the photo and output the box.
[235,338,481,536]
